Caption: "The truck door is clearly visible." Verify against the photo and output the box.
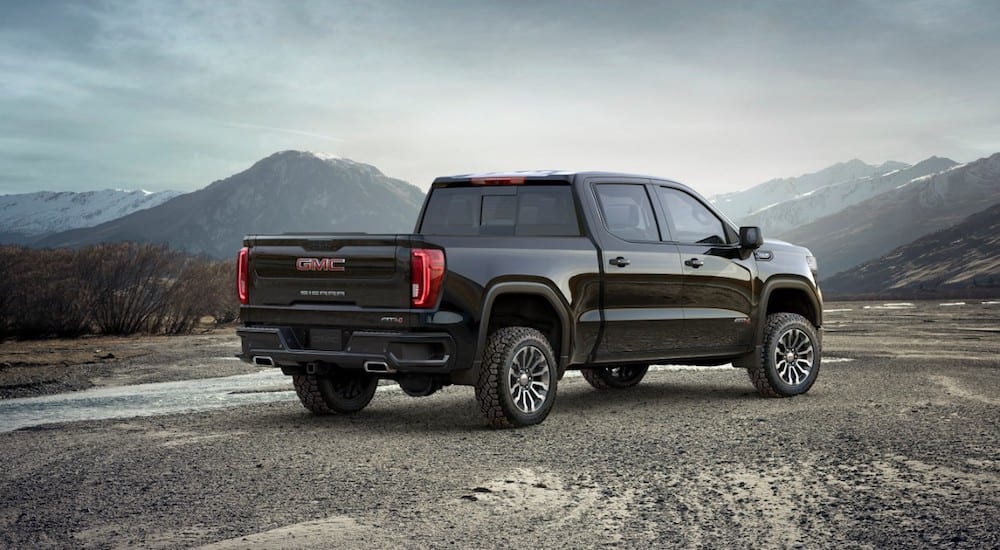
[587,180,688,363]
[651,184,755,353]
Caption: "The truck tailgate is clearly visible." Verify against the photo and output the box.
[247,234,410,310]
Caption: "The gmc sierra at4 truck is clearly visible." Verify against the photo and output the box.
[237,171,823,428]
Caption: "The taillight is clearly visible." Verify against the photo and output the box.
[237,247,249,305]
[411,248,445,308]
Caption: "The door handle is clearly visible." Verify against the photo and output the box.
[609,256,631,268]
[684,257,704,268]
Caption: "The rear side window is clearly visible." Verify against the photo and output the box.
[594,184,660,242]
[420,186,581,236]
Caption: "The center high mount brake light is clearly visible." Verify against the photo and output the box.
[469,176,525,186]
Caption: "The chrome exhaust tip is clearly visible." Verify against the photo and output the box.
[252,356,275,367]
[364,361,394,374]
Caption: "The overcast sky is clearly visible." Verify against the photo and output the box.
[2,0,999,196]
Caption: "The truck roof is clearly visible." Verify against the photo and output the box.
[433,170,691,184]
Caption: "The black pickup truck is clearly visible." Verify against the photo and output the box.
[237,171,823,428]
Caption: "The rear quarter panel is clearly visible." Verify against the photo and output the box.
[423,235,601,365]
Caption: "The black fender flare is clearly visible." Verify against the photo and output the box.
[756,277,823,344]
[734,277,822,370]
[472,282,573,375]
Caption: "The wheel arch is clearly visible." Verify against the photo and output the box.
[758,278,823,342]
[735,278,822,370]
[473,282,572,376]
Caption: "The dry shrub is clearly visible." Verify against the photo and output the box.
[0,246,26,338]
[0,247,93,338]
[0,243,238,339]
[152,258,236,335]
[82,243,185,335]
[200,261,240,325]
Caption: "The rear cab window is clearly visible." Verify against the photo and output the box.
[419,185,581,237]
[593,184,661,242]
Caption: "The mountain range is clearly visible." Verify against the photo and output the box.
[36,151,425,259]
[780,153,1000,279]
[0,188,181,244]
[712,153,1000,297]
[821,202,1000,298]
[3,149,997,298]
[711,158,910,221]
[739,157,958,236]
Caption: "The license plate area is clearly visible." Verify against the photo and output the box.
[307,328,343,351]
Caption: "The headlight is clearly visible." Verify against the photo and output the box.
[806,255,818,276]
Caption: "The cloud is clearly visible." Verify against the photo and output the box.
[1,0,999,195]
[219,122,343,143]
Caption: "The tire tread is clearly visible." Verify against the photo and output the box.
[475,326,556,429]
[581,368,612,390]
[747,312,820,397]
[293,374,335,415]
[581,365,649,390]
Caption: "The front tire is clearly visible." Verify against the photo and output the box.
[581,365,649,389]
[475,327,558,428]
[747,313,821,397]
[293,370,378,415]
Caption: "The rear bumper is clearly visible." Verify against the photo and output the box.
[237,326,457,373]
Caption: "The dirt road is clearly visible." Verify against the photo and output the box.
[1,301,998,548]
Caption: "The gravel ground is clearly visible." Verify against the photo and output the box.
[0,329,256,399]
[0,301,998,548]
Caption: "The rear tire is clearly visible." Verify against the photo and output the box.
[293,371,378,415]
[475,327,558,428]
[581,365,649,389]
[747,313,821,397]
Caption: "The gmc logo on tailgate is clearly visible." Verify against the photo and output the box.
[296,257,346,272]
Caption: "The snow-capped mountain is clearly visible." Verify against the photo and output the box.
[782,152,1000,278]
[0,188,183,240]
[711,159,910,222]
[38,151,426,259]
[741,156,958,236]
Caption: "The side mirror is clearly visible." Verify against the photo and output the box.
[739,226,763,250]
